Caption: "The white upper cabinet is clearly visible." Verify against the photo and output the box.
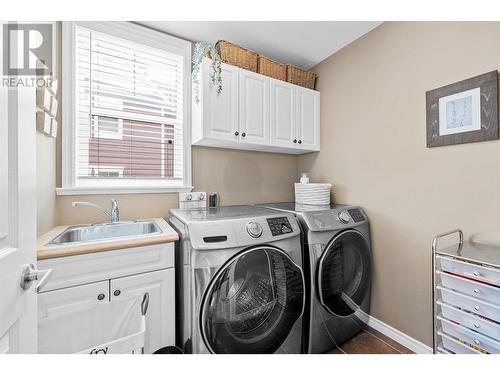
[239,70,270,146]
[192,58,320,154]
[270,79,296,148]
[193,58,239,145]
[296,87,320,151]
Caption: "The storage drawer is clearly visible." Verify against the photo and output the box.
[438,300,500,340]
[438,316,499,353]
[438,286,500,323]
[438,331,483,354]
[438,271,500,305]
[438,255,500,287]
[38,243,174,292]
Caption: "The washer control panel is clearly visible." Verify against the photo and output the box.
[246,221,263,238]
[347,208,364,223]
[267,217,293,236]
[337,210,350,224]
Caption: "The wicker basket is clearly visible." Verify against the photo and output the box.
[286,65,317,89]
[257,56,287,81]
[216,40,258,72]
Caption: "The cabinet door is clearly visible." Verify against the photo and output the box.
[239,69,270,146]
[38,281,109,354]
[270,79,296,147]
[296,87,320,151]
[202,59,239,142]
[111,268,175,354]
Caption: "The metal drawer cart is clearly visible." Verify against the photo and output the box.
[432,230,500,354]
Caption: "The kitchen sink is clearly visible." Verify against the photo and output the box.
[47,220,162,245]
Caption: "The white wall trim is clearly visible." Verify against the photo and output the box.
[367,315,432,354]
[61,21,76,189]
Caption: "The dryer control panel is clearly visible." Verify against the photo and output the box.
[302,206,367,231]
[267,217,293,236]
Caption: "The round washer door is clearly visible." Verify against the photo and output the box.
[201,246,305,354]
[317,229,371,317]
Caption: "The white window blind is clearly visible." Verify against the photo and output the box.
[74,25,185,187]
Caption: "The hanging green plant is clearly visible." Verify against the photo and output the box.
[192,42,222,104]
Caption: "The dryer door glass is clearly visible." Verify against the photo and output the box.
[318,229,371,317]
[201,246,304,354]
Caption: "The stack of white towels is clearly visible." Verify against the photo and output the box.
[295,173,332,205]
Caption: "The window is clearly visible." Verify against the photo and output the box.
[59,22,192,195]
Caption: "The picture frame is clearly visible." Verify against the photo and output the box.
[426,70,498,148]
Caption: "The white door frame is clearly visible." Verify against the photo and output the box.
[0,21,38,354]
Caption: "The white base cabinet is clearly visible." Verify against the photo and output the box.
[37,245,175,354]
[193,57,320,154]
[111,268,175,354]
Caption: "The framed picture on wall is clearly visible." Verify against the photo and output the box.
[426,70,498,147]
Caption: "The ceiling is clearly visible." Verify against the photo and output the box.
[138,21,382,69]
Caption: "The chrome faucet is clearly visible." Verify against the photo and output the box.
[72,199,120,223]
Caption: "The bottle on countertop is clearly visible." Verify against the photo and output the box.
[209,192,220,208]
[300,172,309,184]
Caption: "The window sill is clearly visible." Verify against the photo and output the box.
[56,186,194,196]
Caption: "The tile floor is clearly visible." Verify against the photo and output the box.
[327,326,414,354]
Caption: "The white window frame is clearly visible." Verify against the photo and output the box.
[57,21,192,195]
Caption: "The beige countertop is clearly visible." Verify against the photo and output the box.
[37,218,178,260]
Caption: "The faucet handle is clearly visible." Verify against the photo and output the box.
[110,198,119,223]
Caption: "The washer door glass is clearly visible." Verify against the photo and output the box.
[318,230,371,317]
[201,246,304,354]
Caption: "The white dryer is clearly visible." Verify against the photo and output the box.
[257,203,372,353]
[169,205,306,354]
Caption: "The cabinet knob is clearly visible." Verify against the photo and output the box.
[474,322,480,328]
[241,132,246,137]
[293,139,297,143]
[113,290,121,297]
[97,293,106,301]
[473,288,481,294]
[298,140,302,144]
[234,131,239,136]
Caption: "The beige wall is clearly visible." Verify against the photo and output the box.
[298,21,500,346]
[37,133,57,235]
[57,146,297,224]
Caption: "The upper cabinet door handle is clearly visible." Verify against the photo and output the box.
[241,132,246,137]
[298,140,302,144]
[293,139,297,143]
[234,131,239,136]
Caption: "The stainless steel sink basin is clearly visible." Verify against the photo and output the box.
[47,220,162,245]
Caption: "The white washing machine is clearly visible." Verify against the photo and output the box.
[257,203,372,353]
[169,205,306,354]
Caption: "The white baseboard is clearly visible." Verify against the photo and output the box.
[367,315,433,354]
